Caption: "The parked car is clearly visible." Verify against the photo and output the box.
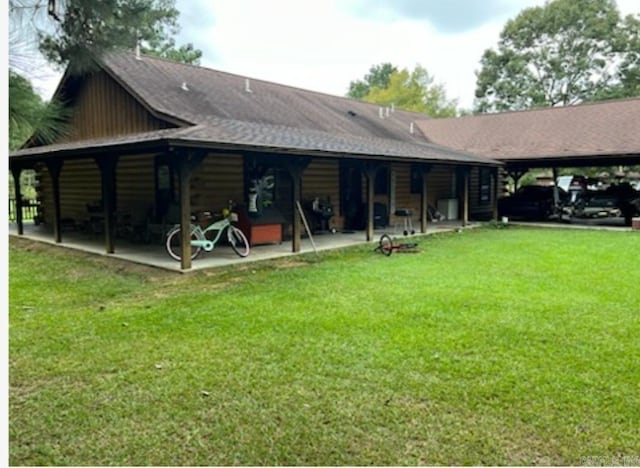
[572,183,640,225]
[498,185,569,220]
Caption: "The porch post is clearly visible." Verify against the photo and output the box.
[457,167,470,227]
[419,164,432,234]
[284,157,311,253]
[11,164,24,235]
[178,157,192,270]
[463,169,470,226]
[96,156,119,254]
[46,159,63,243]
[492,167,500,220]
[363,162,379,242]
[176,149,206,270]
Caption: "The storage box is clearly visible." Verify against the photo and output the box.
[632,217,640,231]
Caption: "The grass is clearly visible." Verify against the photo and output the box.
[9,227,640,465]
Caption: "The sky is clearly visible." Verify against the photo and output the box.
[20,0,640,110]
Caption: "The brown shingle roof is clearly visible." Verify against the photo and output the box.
[12,116,491,165]
[415,99,640,164]
[94,52,497,166]
[11,51,499,166]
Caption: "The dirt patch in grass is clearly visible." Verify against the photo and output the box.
[9,237,171,281]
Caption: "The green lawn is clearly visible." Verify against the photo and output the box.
[9,227,640,466]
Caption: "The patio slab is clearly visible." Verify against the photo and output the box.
[9,221,470,273]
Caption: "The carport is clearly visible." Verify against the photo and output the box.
[415,98,640,224]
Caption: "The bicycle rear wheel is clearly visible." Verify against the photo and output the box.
[379,234,393,256]
[227,226,250,257]
[165,226,203,261]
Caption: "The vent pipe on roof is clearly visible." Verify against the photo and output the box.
[409,122,414,134]
[134,30,142,60]
[181,82,189,91]
[379,107,384,119]
[391,102,395,113]
[245,78,253,93]
[385,107,390,117]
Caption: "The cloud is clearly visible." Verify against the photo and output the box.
[342,0,523,33]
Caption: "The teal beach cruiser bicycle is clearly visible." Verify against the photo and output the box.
[165,206,250,261]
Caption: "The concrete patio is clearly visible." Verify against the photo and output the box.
[9,221,471,273]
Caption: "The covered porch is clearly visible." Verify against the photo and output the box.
[9,219,473,273]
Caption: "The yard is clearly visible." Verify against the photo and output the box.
[8,227,640,466]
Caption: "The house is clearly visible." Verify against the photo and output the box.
[9,51,501,270]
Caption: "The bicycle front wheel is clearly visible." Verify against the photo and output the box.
[165,227,203,261]
[379,234,393,256]
[227,226,250,257]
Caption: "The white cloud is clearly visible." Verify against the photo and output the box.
[24,0,640,110]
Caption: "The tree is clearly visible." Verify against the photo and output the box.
[347,63,397,99]
[474,0,640,113]
[360,65,458,118]
[39,0,202,72]
[8,0,202,149]
[9,71,69,150]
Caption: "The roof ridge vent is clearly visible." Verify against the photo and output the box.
[245,78,253,93]
[181,82,189,91]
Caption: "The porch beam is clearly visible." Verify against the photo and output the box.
[11,165,24,235]
[46,159,64,243]
[95,156,119,254]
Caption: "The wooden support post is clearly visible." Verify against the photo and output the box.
[507,168,529,193]
[284,157,310,253]
[552,167,560,204]
[363,162,379,242]
[176,150,206,270]
[96,156,119,254]
[178,158,192,270]
[418,164,432,233]
[463,170,470,226]
[551,166,561,218]
[493,168,500,220]
[46,159,63,243]
[11,165,24,235]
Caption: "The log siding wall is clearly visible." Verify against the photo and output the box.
[191,154,245,213]
[61,71,172,143]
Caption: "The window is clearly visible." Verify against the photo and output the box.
[479,168,492,205]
